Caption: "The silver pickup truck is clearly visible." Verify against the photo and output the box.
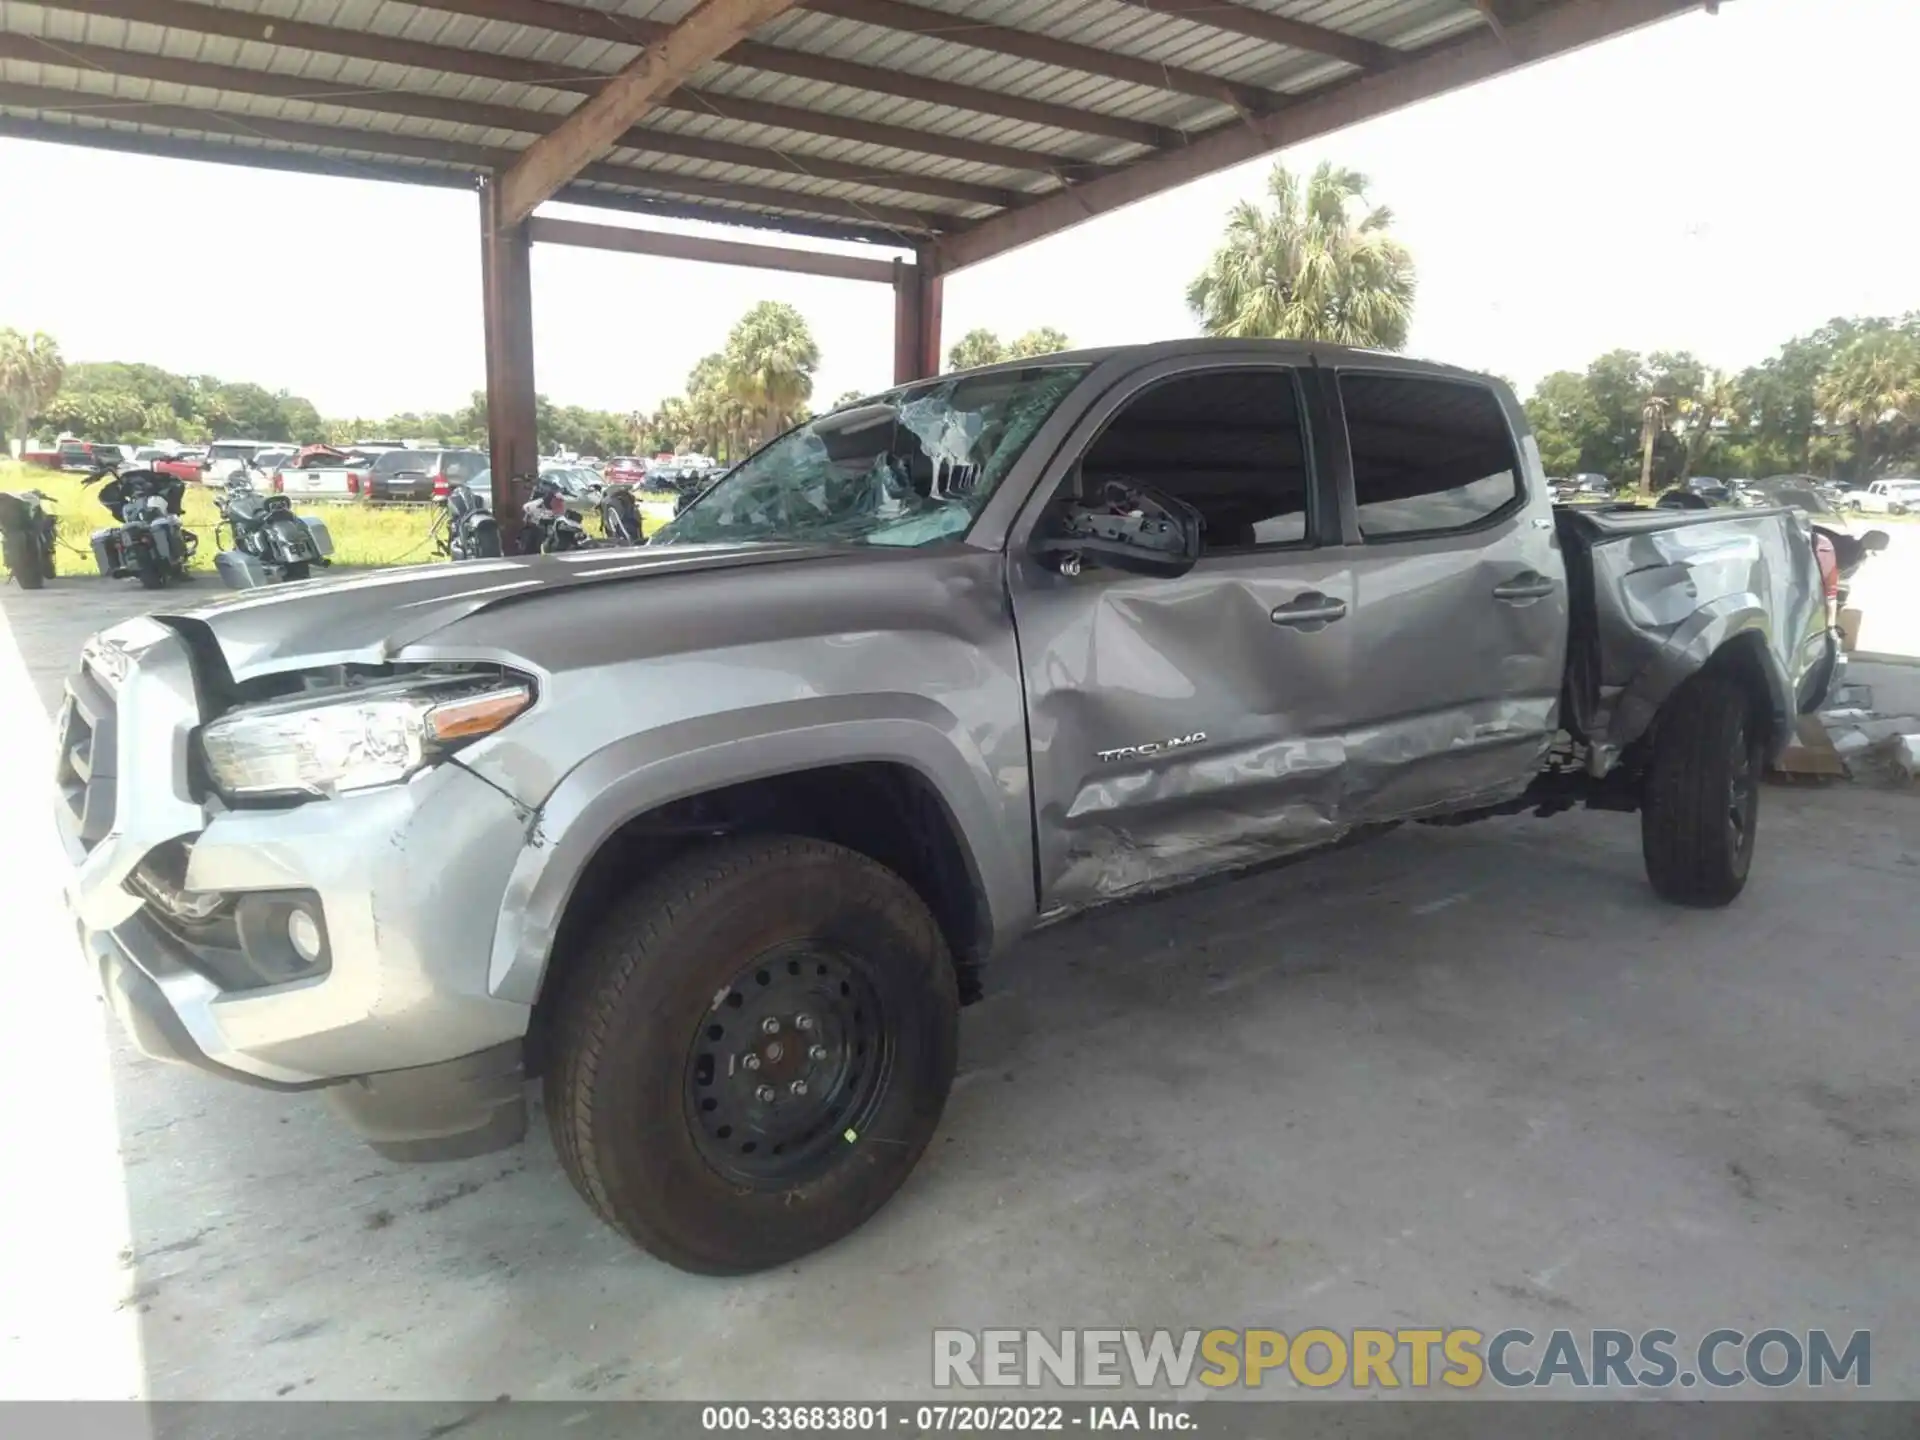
[56,341,1841,1275]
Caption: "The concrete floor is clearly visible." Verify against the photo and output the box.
[1,558,1917,1406]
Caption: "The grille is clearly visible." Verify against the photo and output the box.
[56,660,118,851]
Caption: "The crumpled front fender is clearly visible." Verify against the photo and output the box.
[484,694,1031,1006]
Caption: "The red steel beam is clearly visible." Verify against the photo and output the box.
[0,113,892,242]
[529,215,901,284]
[401,0,1171,147]
[495,0,804,224]
[0,80,944,233]
[65,0,1165,153]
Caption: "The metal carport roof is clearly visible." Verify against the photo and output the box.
[0,0,1712,505]
[0,0,1704,263]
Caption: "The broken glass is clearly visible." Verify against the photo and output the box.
[652,364,1089,549]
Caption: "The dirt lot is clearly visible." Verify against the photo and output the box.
[2,569,1917,1409]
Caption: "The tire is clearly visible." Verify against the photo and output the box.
[546,835,958,1274]
[37,537,56,582]
[1641,673,1763,907]
[5,532,44,589]
[132,548,167,589]
[469,521,503,559]
[282,561,311,582]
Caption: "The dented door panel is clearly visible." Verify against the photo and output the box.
[1334,515,1568,821]
[1011,552,1358,916]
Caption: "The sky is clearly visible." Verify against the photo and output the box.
[0,0,1915,422]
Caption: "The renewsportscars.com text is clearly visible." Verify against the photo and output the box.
[932,1327,1871,1391]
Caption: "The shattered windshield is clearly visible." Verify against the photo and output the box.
[651,365,1089,548]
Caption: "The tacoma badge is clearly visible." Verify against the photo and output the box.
[1096,732,1206,764]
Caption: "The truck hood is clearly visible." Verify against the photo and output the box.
[155,542,838,680]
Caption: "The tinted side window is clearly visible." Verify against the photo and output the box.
[1340,374,1521,540]
[373,450,425,475]
[1077,368,1311,553]
[443,451,488,481]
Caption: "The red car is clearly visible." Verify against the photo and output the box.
[153,454,208,485]
[605,455,649,486]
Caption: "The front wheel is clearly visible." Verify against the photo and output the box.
[546,836,958,1274]
[1641,673,1762,907]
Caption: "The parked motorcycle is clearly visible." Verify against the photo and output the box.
[0,488,58,589]
[432,480,504,561]
[518,475,595,555]
[212,469,333,588]
[82,463,195,589]
[598,482,643,546]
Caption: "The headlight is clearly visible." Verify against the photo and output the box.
[198,673,532,800]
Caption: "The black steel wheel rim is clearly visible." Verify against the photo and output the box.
[1727,723,1757,858]
[683,943,893,1187]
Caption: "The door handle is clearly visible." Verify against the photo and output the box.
[1492,572,1556,603]
[1270,592,1348,629]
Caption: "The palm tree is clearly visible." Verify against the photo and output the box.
[1638,394,1669,496]
[1186,162,1415,349]
[0,328,65,456]
[1678,369,1739,481]
[946,328,1005,372]
[722,302,820,447]
[1007,327,1072,359]
[1818,330,1920,480]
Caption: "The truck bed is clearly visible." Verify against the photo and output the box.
[1555,503,1832,768]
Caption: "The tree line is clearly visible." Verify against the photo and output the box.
[16,150,1910,489]
[1524,318,1920,491]
[1,302,1074,464]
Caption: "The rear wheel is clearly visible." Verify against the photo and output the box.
[5,532,44,589]
[132,546,168,589]
[546,835,958,1274]
[37,534,56,581]
[470,521,503,558]
[1641,673,1762,907]
[282,561,311,582]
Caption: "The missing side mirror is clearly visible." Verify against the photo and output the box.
[1032,481,1203,579]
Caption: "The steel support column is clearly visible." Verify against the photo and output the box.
[892,257,943,385]
[479,176,538,519]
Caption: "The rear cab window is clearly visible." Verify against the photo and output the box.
[372,450,429,475]
[1336,373,1524,540]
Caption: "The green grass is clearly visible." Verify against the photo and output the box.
[1,462,680,582]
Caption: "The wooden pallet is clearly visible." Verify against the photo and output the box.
[1769,716,1848,782]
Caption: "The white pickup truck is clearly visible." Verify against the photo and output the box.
[1844,479,1920,515]
[267,446,399,502]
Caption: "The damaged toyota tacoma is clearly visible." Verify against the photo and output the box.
[57,342,1845,1274]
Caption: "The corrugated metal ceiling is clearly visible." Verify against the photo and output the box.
[0,0,1591,250]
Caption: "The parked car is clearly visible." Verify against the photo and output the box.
[365,447,488,504]
[604,455,649,487]
[59,340,1844,1276]
[1744,475,1887,607]
[539,464,602,511]
[57,440,125,471]
[1844,478,1920,515]
[270,445,384,502]
[152,453,208,486]
[204,439,280,485]
[1684,476,1732,504]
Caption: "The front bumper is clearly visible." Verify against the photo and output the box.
[57,620,534,1156]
